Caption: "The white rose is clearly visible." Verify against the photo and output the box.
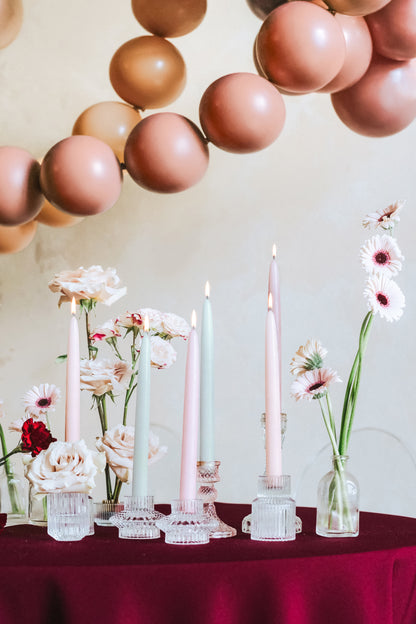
[80,358,132,396]
[148,430,168,465]
[25,439,105,496]
[48,265,126,306]
[149,335,177,369]
[90,319,121,342]
[137,308,164,332]
[161,313,191,339]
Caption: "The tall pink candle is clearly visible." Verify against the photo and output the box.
[179,310,200,500]
[265,294,282,476]
[268,244,282,399]
[65,297,80,442]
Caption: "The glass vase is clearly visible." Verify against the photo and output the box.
[316,455,359,538]
[28,486,48,526]
[94,500,124,526]
[0,457,27,522]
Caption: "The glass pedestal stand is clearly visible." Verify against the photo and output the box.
[156,498,216,545]
[197,461,236,538]
[110,495,164,539]
[251,475,296,541]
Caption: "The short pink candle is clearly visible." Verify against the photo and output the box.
[179,310,200,500]
[65,297,80,442]
[268,244,282,398]
[265,294,282,476]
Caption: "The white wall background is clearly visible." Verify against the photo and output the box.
[0,0,415,514]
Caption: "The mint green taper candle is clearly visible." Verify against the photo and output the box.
[200,281,215,462]
[132,316,151,497]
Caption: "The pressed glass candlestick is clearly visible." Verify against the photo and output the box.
[156,498,216,545]
[110,495,164,539]
[251,474,296,541]
[197,460,236,538]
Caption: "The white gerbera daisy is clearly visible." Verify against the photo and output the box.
[23,384,61,416]
[364,274,405,322]
[362,200,405,231]
[360,235,404,277]
[291,368,341,402]
[290,339,328,376]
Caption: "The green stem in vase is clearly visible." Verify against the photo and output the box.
[113,477,123,503]
[0,425,24,515]
[96,395,113,501]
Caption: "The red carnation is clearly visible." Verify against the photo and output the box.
[20,418,56,457]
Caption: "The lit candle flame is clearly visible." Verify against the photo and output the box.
[71,297,76,315]
[144,315,149,332]
[191,309,197,329]
[272,243,277,259]
[268,292,273,310]
[205,281,210,298]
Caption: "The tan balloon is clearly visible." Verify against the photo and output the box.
[72,101,142,163]
[0,220,37,254]
[319,16,373,93]
[109,36,186,110]
[0,0,23,49]
[0,146,44,226]
[124,112,209,193]
[366,0,416,61]
[131,0,207,37]
[328,0,391,16]
[35,200,84,228]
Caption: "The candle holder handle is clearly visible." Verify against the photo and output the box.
[197,460,236,538]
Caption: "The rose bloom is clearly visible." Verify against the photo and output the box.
[149,335,177,369]
[90,319,121,342]
[80,358,132,396]
[48,265,126,306]
[161,312,191,339]
[25,439,105,496]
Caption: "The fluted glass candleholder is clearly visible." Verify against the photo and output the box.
[251,474,296,542]
[156,498,216,545]
[197,460,236,538]
[47,492,90,542]
[110,495,164,539]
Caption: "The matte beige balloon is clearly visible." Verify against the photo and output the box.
[331,54,416,137]
[0,220,37,254]
[199,73,286,153]
[124,112,209,193]
[72,101,142,163]
[35,200,84,228]
[40,136,123,216]
[0,146,44,226]
[256,3,346,93]
[109,36,186,110]
[319,16,373,93]
[328,0,391,16]
[0,0,23,49]
[366,0,416,61]
[131,0,207,37]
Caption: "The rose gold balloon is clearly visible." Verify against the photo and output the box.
[0,146,44,226]
[35,200,84,228]
[331,54,416,136]
[256,3,346,93]
[131,0,207,37]
[40,136,123,216]
[319,16,373,93]
[109,36,186,110]
[366,0,416,61]
[0,0,23,49]
[124,113,209,193]
[328,0,390,16]
[199,73,286,153]
[0,220,37,254]
[72,101,142,163]
[246,0,286,20]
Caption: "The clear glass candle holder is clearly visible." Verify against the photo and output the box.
[156,498,216,545]
[110,495,164,539]
[251,474,296,542]
[47,492,90,542]
[197,461,236,538]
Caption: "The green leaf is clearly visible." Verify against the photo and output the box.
[56,354,67,363]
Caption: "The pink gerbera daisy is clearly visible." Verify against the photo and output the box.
[360,235,403,278]
[23,384,61,417]
[291,368,341,402]
[362,200,404,231]
[363,274,405,322]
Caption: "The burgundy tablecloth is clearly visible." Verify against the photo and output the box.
[1,505,416,624]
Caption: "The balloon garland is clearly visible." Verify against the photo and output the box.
[0,0,416,254]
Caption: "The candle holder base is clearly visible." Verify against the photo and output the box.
[250,475,296,542]
[110,496,163,539]
[156,498,216,545]
[47,492,90,542]
[197,461,236,538]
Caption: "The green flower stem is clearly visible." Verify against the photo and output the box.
[122,334,139,426]
[96,395,113,500]
[113,477,123,504]
[325,393,337,442]
[318,398,339,457]
[85,311,95,360]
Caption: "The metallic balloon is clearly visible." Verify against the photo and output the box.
[246,0,286,20]
[0,0,23,49]
[328,0,391,16]
[0,220,37,254]
[366,0,416,61]
[40,136,123,216]
[109,36,186,110]
[0,146,44,226]
[131,0,207,37]
[124,112,209,193]
[35,200,84,228]
[199,72,286,153]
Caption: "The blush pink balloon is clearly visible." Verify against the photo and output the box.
[366,0,416,61]
[256,2,346,93]
[40,136,123,216]
[199,73,286,153]
[0,146,43,226]
[331,54,416,137]
[0,220,37,254]
[320,15,373,93]
[124,113,209,193]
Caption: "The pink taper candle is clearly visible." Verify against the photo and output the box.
[265,293,282,476]
[179,310,200,500]
[268,244,282,399]
[65,297,81,442]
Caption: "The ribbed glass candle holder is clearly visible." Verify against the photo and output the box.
[110,495,164,539]
[47,492,90,542]
[156,498,216,545]
[251,475,296,542]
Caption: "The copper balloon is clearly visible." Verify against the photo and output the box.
[319,16,373,93]
[35,200,84,228]
[246,0,286,20]
[131,0,207,37]
[366,0,416,61]
[109,36,186,110]
[199,73,286,153]
[124,113,209,193]
[331,54,416,137]
[0,0,23,49]
[72,101,142,163]
[40,136,123,216]
[0,220,37,254]
[256,3,346,93]
[328,0,391,16]
[0,146,44,226]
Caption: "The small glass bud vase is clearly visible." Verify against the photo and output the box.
[0,458,27,522]
[197,461,236,538]
[94,500,124,526]
[28,486,47,526]
[316,455,359,538]
[251,475,296,542]
[47,492,90,542]
[156,498,216,545]
[110,495,164,539]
